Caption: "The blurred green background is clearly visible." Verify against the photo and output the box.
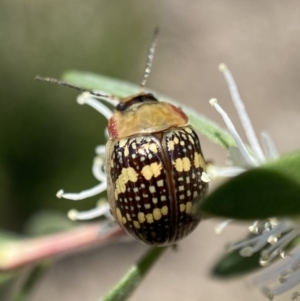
[1,1,300,301]
[0,1,158,232]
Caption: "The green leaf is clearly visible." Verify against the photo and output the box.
[200,151,300,219]
[24,210,75,236]
[212,248,261,278]
[212,236,300,278]
[62,71,235,149]
[0,230,23,242]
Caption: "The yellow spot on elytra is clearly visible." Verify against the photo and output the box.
[149,186,156,193]
[186,202,192,214]
[124,145,129,157]
[138,212,146,223]
[194,152,205,169]
[138,148,146,155]
[174,158,183,172]
[180,204,186,212]
[174,137,179,144]
[157,180,164,187]
[115,167,138,199]
[161,205,168,215]
[143,143,150,150]
[149,143,158,153]
[127,167,138,182]
[119,139,127,148]
[185,127,192,134]
[146,213,154,223]
[153,208,162,220]
[141,162,162,180]
[126,213,132,221]
[188,135,195,145]
[183,157,191,171]
[133,221,140,228]
[116,208,123,224]
[122,217,127,224]
[174,157,191,172]
[168,140,175,150]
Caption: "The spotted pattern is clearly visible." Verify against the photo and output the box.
[107,126,208,246]
[165,127,207,240]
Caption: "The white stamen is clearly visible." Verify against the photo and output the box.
[249,220,260,234]
[240,247,254,257]
[254,258,291,286]
[219,64,266,162]
[206,162,246,179]
[68,209,79,221]
[262,286,274,300]
[292,292,300,300]
[228,146,255,168]
[261,131,279,160]
[272,269,300,296]
[201,172,211,183]
[59,181,107,200]
[228,220,294,256]
[215,219,233,235]
[77,93,114,120]
[262,229,300,261]
[56,189,64,198]
[77,91,119,106]
[67,202,110,220]
[95,145,106,156]
[92,156,106,181]
[210,98,259,167]
[286,245,300,272]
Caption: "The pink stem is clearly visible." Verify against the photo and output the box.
[0,223,125,271]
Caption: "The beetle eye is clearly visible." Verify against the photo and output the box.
[115,102,126,111]
[115,93,158,112]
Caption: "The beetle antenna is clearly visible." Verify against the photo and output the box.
[35,76,120,102]
[140,27,159,92]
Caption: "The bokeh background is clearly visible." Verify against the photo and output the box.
[1,1,300,300]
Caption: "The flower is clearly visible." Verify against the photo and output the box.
[54,62,300,300]
[211,64,300,300]
[56,92,118,221]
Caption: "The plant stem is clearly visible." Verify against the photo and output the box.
[0,223,125,271]
[100,246,168,301]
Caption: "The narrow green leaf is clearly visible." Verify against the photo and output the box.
[200,151,300,219]
[212,249,261,278]
[212,236,300,278]
[99,247,167,301]
[0,230,22,242]
[62,71,235,148]
[24,210,75,236]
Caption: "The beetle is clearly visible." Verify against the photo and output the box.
[36,29,209,245]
